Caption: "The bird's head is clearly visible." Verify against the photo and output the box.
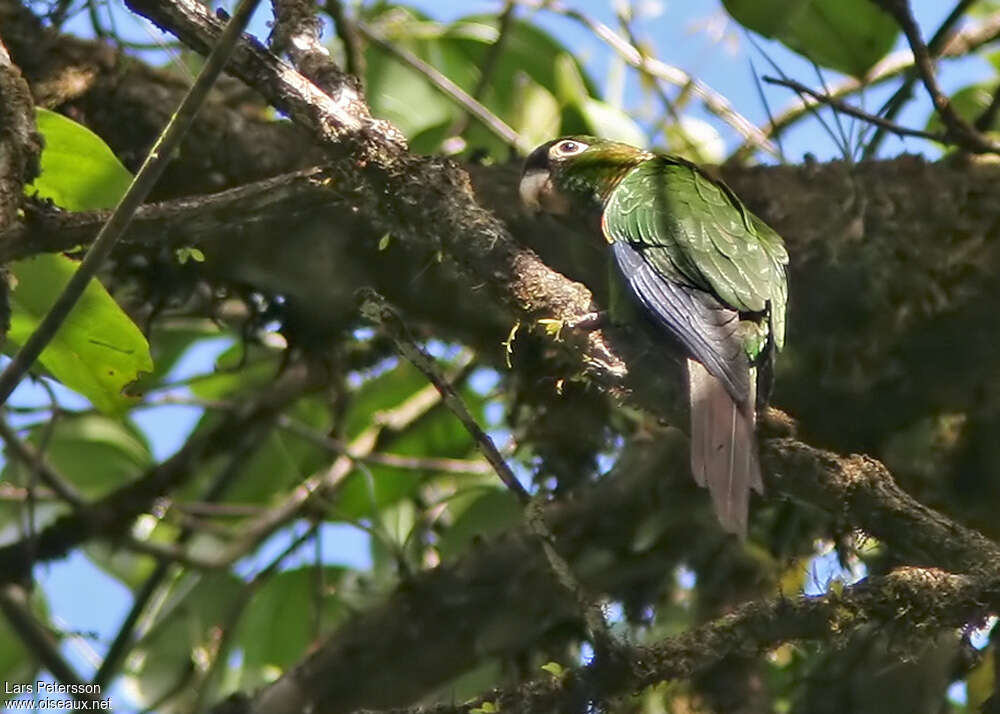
[519,136,649,216]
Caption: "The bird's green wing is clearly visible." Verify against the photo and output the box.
[602,156,788,354]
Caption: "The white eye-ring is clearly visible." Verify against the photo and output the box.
[551,139,588,157]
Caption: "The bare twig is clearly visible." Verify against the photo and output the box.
[514,0,779,157]
[0,416,86,506]
[444,0,516,140]
[359,290,529,502]
[125,0,406,152]
[191,524,319,714]
[763,75,946,143]
[0,361,319,586]
[92,434,264,688]
[0,584,105,707]
[270,0,350,97]
[865,0,978,157]
[875,0,1000,153]
[144,357,473,572]
[325,0,365,79]
[276,413,492,474]
[354,19,521,150]
[359,289,620,659]
[733,10,1000,159]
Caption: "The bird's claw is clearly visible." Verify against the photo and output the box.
[566,310,608,331]
[537,311,608,341]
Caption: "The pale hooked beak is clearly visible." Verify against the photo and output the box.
[519,168,570,215]
[519,168,548,214]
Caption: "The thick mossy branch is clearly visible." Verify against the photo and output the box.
[238,567,997,714]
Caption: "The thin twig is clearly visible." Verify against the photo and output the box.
[190,524,319,713]
[326,0,365,79]
[865,0,978,157]
[0,416,86,506]
[92,434,264,687]
[763,75,946,143]
[360,289,619,657]
[359,289,529,503]
[0,584,105,707]
[617,13,701,158]
[444,1,516,140]
[875,0,1000,153]
[142,360,472,572]
[276,413,493,474]
[733,10,1000,159]
[0,0,264,407]
[975,82,1000,132]
[354,19,521,150]
[515,0,779,157]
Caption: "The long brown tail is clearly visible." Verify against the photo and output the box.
[687,358,763,537]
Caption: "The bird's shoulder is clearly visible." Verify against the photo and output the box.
[603,154,788,323]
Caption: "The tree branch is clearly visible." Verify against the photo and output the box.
[0,360,321,584]
[874,0,1000,153]
[235,426,1000,714]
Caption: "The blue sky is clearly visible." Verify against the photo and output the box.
[6,0,996,710]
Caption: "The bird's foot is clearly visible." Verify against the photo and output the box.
[537,311,608,341]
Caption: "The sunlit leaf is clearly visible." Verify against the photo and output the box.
[967,647,995,711]
[125,572,244,711]
[16,109,152,413]
[239,567,347,674]
[663,117,726,164]
[576,98,647,147]
[28,108,133,211]
[8,255,154,414]
[925,83,1000,137]
[723,0,898,77]
[512,77,561,152]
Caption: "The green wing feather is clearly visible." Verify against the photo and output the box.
[602,156,788,358]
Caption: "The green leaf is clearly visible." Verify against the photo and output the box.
[511,77,561,153]
[926,83,1000,136]
[967,647,995,711]
[0,415,152,547]
[540,661,565,678]
[366,44,457,141]
[437,488,522,561]
[662,117,725,164]
[576,98,647,147]
[127,572,244,711]
[28,108,133,211]
[553,53,590,106]
[175,246,205,264]
[722,0,898,77]
[14,109,152,413]
[0,590,47,683]
[8,254,154,414]
[14,414,151,497]
[363,8,598,158]
[239,567,347,674]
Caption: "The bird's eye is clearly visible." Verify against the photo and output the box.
[552,139,587,157]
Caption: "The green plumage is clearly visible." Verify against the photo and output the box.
[520,136,789,536]
[602,155,788,360]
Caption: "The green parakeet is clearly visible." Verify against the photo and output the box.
[520,136,788,536]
